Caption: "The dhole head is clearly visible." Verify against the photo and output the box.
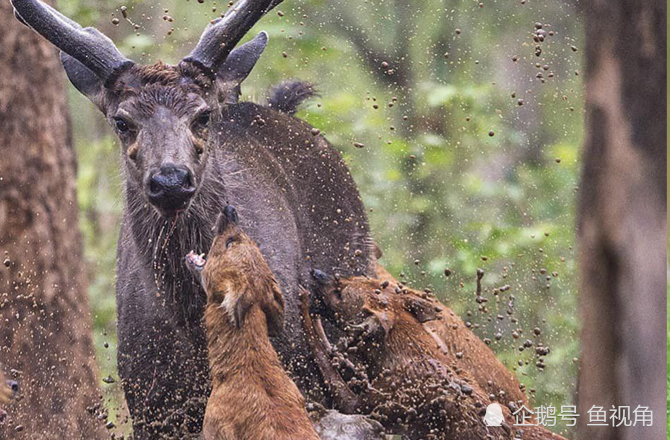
[311,271,443,344]
[186,206,285,335]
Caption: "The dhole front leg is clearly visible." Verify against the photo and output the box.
[299,286,360,414]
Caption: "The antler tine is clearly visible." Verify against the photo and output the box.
[184,0,284,73]
[11,0,133,85]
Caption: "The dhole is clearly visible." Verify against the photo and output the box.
[186,206,319,440]
[369,248,525,406]
[308,272,567,440]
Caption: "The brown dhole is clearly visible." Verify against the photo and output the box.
[371,250,526,406]
[370,251,526,407]
[309,272,567,440]
[186,206,319,440]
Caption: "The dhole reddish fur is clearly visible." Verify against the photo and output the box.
[192,208,319,440]
[310,273,567,440]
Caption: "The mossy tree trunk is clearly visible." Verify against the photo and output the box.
[0,0,106,438]
[577,1,666,440]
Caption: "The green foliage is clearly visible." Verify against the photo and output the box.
[67,0,584,435]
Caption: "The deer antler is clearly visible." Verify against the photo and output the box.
[11,0,133,85]
[184,0,284,73]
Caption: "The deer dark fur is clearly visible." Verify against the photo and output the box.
[111,64,374,437]
[9,1,376,436]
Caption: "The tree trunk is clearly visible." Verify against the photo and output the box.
[0,1,106,438]
[577,1,666,440]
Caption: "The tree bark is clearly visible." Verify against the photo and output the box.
[577,1,666,440]
[0,1,106,438]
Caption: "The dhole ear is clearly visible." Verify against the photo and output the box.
[61,52,105,110]
[403,296,441,323]
[216,31,268,104]
[362,311,394,343]
[230,289,253,330]
[263,278,285,337]
[226,278,284,335]
[311,269,340,303]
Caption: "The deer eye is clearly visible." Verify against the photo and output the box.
[225,237,235,248]
[194,110,211,128]
[113,116,132,134]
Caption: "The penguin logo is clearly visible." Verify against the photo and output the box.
[483,403,504,426]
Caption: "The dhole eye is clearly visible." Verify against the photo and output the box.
[113,116,132,134]
[225,237,235,248]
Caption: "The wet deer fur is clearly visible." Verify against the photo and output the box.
[11,1,375,437]
[111,63,374,438]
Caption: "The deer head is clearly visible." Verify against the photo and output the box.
[12,0,283,217]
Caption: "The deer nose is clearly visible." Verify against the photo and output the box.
[146,164,196,213]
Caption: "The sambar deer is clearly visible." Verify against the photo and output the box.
[11,0,376,437]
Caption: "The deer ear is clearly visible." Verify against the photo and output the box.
[404,296,442,323]
[216,31,268,104]
[60,52,105,110]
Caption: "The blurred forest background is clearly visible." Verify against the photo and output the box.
[61,0,583,436]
